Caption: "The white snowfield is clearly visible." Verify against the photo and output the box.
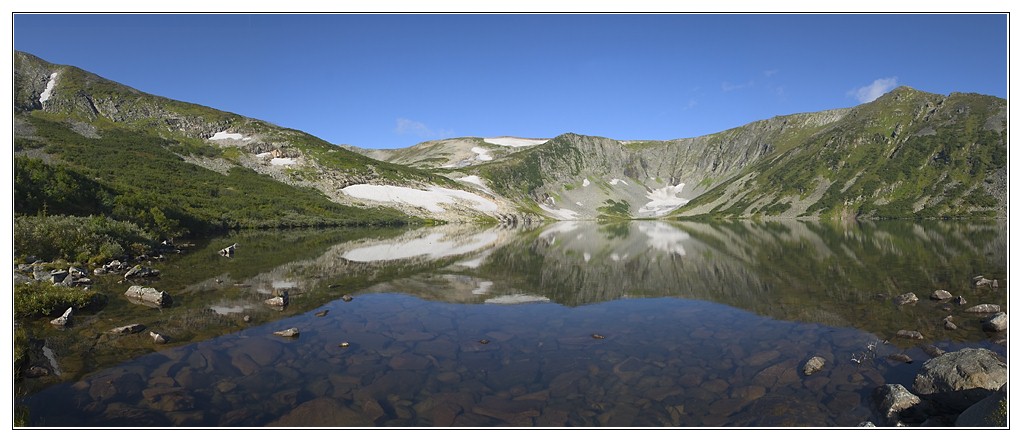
[457,175,487,188]
[538,203,579,220]
[209,131,251,141]
[483,294,551,304]
[484,137,549,147]
[39,72,58,103]
[638,183,690,216]
[270,157,297,166]
[609,178,627,186]
[341,184,498,213]
[471,147,493,161]
[342,231,500,262]
[255,152,273,158]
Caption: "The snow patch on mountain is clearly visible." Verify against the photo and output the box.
[39,72,58,103]
[471,147,493,161]
[210,131,251,141]
[342,184,498,213]
[638,183,690,216]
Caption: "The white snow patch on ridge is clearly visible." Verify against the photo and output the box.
[458,175,487,188]
[471,147,493,161]
[210,131,251,141]
[609,178,627,186]
[638,183,690,216]
[270,158,297,166]
[538,203,579,220]
[342,231,500,262]
[582,178,591,187]
[342,184,498,213]
[484,137,549,147]
[40,72,58,103]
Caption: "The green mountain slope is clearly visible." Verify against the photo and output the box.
[13,51,525,241]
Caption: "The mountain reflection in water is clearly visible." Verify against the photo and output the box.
[20,219,1006,427]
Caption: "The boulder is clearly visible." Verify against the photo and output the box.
[874,384,925,426]
[913,348,1007,413]
[265,290,289,308]
[964,304,1000,314]
[50,307,73,328]
[953,296,967,305]
[893,292,919,305]
[802,356,826,376]
[124,285,172,307]
[982,312,1007,332]
[954,384,1007,427]
[49,269,69,284]
[150,331,168,344]
[896,330,924,340]
[931,290,953,301]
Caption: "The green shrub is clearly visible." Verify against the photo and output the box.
[13,281,101,318]
[13,215,156,264]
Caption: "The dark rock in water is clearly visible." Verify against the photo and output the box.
[919,344,946,358]
[982,312,1007,332]
[964,304,1000,314]
[124,265,160,279]
[944,318,958,330]
[873,384,925,426]
[886,353,913,364]
[591,333,605,340]
[314,310,329,317]
[25,366,50,378]
[955,384,1007,427]
[342,294,354,302]
[953,296,967,305]
[268,397,374,427]
[975,278,994,288]
[274,328,300,338]
[896,330,924,340]
[931,290,953,301]
[802,356,826,376]
[893,292,919,305]
[857,421,876,427]
[913,348,1007,413]
[109,324,146,335]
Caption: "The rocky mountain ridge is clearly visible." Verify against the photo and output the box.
[13,50,1006,224]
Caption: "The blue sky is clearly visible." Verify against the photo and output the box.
[13,14,1008,149]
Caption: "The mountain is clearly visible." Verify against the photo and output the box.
[13,50,1007,233]
[13,51,535,235]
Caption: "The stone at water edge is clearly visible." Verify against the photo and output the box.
[912,348,1007,413]
[124,285,173,307]
[109,324,146,335]
[964,304,1000,314]
[954,384,1007,427]
[802,356,826,376]
[873,384,924,426]
[982,312,1007,332]
[274,328,300,338]
[930,290,953,301]
[50,306,73,327]
[150,331,168,344]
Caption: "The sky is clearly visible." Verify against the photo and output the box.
[11,13,1009,149]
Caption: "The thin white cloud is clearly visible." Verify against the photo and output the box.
[849,77,898,103]
[763,69,780,77]
[721,80,754,92]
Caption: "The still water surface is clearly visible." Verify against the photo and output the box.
[20,220,1007,427]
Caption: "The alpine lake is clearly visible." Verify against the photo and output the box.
[16,219,1008,427]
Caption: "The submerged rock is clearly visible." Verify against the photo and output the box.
[896,330,924,340]
[893,292,919,305]
[802,356,826,376]
[274,328,300,338]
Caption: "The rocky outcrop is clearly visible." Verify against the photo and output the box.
[912,348,1007,413]
[954,384,1007,427]
[124,286,172,308]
